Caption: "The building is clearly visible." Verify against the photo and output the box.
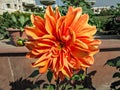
[92,6,110,14]
[0,0,36,14]
[91,0,120,14]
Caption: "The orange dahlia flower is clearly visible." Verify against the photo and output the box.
[25,6,101,80]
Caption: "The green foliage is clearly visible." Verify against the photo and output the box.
[103,15,120,35]
[72,73,85,81]
[0,12,11,39]
[10,11,31,31]
[113,72,120,78]
[0,11,32,39]
[29,70,39,78]
[105,56,120,89]
[47,70,53,83]
[97,3,120,35]
[40,0,55,6]
[46,84,55,90]
[27,69,93,90]
[60,0,93,16]
[105,56,120,68]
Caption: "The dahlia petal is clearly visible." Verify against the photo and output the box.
[71,45,89,58]
[77,25,97,36]
[65,8,82,27]
[32,60,47,67]
[67,6,74,14]
[55,6,61,20]
[70,8,82,27]
[45,14,56,36]
[31,49,40,56]
[74,14,89,32]
[31,14,47,34]
[25,42,36,50]
[34,53,52,64]
[69,28,76,43]
[75,39,88,49]
[61,66,72,78]
[51,57,58,70]
[89,39,101,46]
[39,60,49,74]
[59,72,65,80]
[26,52,38,58]
[46,6,55,18]
[25,26,44,39]
[81,56,94,67]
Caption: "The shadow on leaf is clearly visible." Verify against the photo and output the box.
[9,77,45,90]
[105,56,120,89]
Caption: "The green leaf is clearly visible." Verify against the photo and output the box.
[113,72,120,78]
[25,88,31,90]
[47,70,53,83]
[11,14,17,23]
[76,85,84,89]
[116,60,120,67]
[47,84,54,90]
[20,27,24,32]
[105,56,120,67]
[19,15,25,26]
[65,84,73,90]
[29,70,39,78]
[81,74,85,80]
[72,74,80,80]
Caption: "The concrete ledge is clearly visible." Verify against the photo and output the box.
[95,35,120,39]
[0,39,29,54]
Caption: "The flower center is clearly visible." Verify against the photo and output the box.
[58,42,64,50]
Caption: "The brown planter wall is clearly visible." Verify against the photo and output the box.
[0,39,120,90]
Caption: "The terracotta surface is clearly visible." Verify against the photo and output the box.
[0,39,120,90]
[6,29,27,46]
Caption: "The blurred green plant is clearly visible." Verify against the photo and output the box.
[9,11,31,32]
[0,12,11,39]
[0,11,32,40]
[103,15,120,35]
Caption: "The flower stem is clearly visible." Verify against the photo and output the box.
[56,78,60,90]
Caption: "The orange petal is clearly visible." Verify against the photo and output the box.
[79,56,94,67]
[45,14,56,36]
[77,25,97,37]
[34,53,52,64]
[32,60,47,67]
[55,6,61,20]
[61,66,72,78]
[39,60,49,74]
[31,14,47,34]
[70,45,89,58]
[46,6,55,17]
[25,26,44,39]
[65,7,82,27]
[74,14,89,33]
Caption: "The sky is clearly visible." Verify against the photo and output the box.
[93,0,120,7]
[56,0,120,7]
